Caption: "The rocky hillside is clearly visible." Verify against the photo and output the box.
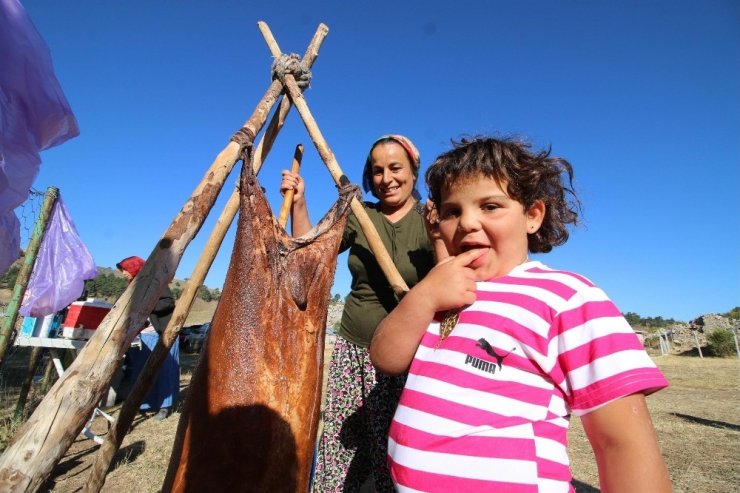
[646,314,740,354]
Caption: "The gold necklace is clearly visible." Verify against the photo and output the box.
[435,308,460,349]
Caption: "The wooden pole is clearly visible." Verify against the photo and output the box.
[39,357,56,394]
[278,144,304,228]
[257,23,409,298]
[81,24,329,493]
[663,331,671,353]
[13,347,44,419]
[0,187,58,366]
[693,330,704,358]
[0,22,330,492]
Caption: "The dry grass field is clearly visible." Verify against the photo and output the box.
[1,347,738,492]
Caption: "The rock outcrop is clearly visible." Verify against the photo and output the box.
[637,313,739,354]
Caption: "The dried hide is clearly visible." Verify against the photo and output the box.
[163,145,357,492]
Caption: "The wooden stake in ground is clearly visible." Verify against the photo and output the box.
[0,22,329,493]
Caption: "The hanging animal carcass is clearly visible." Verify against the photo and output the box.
[163,141,357,492]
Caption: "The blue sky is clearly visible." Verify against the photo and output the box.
[17,0,740,322]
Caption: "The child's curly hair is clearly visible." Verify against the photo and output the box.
[425,136,581,253]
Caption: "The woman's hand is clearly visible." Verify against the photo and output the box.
[279,170,312,236]
[424,199,450,263]
[280,170,305,204]
[423,199,441,240]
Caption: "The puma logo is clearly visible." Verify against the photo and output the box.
[476,338,515,371]
[463,338,516,375]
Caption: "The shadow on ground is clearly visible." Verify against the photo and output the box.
[671,412,740,431]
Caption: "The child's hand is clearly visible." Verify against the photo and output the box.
[414,247,485,314]
[370,247,485,375]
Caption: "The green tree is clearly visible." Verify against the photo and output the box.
[622,312,681,328]
[624,312,641,326]
[86,273,126,299]
[722,307,740,321]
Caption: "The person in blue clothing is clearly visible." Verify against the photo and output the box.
[117,256,179,420]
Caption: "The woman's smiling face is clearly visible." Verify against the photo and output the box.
[370,142,416,213]
[438,173,545,281]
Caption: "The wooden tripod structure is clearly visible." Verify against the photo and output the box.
[0,21,408,492]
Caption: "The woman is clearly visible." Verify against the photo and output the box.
[116,256,179,421]
[280,135,438,492]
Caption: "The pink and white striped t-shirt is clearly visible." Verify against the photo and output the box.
[387,261,668,492]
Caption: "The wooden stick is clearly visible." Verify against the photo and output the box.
[257,20,282,57]
[693,330,703,358]
[39,356,56,394]
[13,347,43,419]
[81,25,329,493]
[258,25,409,297]
[278,144,304,228]
[252,23,329,172]
[0,22,330,493]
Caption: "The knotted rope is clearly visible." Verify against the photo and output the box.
[230,126,255,148]
[271,53,312,89]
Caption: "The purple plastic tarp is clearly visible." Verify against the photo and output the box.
[20,196,97,317]
[0,0,80,273]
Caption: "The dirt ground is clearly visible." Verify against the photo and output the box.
[1,347,738,492]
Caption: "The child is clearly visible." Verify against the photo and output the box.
[369,137,671,492]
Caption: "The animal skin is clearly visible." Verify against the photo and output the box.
[163,144,357,492]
